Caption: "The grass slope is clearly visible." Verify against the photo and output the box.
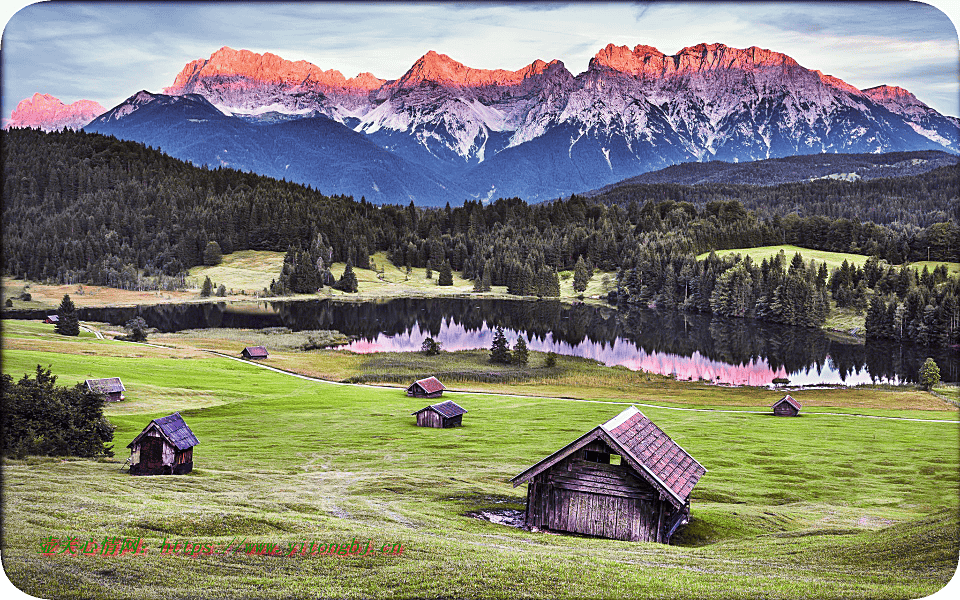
[697,244,960,275]
[1,325,958,599]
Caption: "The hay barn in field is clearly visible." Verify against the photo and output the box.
[241,346,269,359]
[127,412,199,475]
[412,400,467,428]
[511,406,706,544]
[44,315,59,324]
[406,376,445,398]
[772,395,802,416]
[85,377,125,402]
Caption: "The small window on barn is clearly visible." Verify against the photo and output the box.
[584,450,610,464]
[609,454,622,466]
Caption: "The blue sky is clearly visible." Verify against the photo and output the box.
[1,1,958,119]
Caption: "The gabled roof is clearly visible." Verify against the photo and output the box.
[242,345,269,357]
[412,399,467,418]
[86,377,125,394]
[511,406,706,509]
[772,395,802,410]
[46,315,59,322]
[408,376,445,394]
[127,412,199,450]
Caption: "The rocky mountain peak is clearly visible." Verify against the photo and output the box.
[5,93,105,131]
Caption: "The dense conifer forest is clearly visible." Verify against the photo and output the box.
[3,128,958,347]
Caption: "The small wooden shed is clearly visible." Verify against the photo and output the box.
[511,406,706,544]
[127,412,199,475]
[772,394,802,417]
[241,346,269,360]
[406,376,445,398]
[412,400,467,428]
[85,377,126,402]
[44,315,59,324]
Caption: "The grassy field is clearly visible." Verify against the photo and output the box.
[2,322,959,599]
[697,244,960,275]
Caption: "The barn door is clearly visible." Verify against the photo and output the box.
[141,436,164,469]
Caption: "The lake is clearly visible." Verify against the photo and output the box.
[28,296,955,386]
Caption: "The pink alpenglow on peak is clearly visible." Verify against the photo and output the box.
[590,42,803,77]
[164,46,385,94]
[392,50,561,89]
[5,93,105,131]
[861,85,928,109]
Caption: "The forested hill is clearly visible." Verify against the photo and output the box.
[587,150,957,190]
[3,129,958,347]
[588,157,958,229]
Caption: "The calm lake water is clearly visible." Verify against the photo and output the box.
[43,297,957,386]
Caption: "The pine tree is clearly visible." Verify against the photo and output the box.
[203,241,223,266]
[438,260,453,286]
[481,267,492,292]
[336,260,359,293]
[55,294,79,336]
[490,326,512,364]
[201,276,213,297]
[573,256,590,294]
[512,336,528,366]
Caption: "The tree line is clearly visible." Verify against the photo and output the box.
[3,128,958,348]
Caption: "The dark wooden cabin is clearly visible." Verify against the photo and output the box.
[44,315,59,324]
[127,412,199,475]
[406,376,446,398]
[412,400,467,428]
[241,346,269,360]
[772,394,802,416]
[85,377,125,402]
[511,406,706,544]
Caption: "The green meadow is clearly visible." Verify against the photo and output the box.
[2,321,958,599]
[696,244,960,275]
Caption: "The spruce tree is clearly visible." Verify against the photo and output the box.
[438,260,453,286]
[201,276,213,297]
[573,256,590,293]
[203,241,223,266]
[513,336,528,366]
[336,260,359,293]
[490,326,512,364]
[55,294,80,336]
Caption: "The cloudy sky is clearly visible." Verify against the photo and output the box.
[1,1,958,120]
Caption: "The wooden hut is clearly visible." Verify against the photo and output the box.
[85,377,126,402]
[44,315,59,324]
[241,346,269,360]
[772,394,802,417]
[511,406,706,544]
[406,376,445,398]
[412,400,467,428]
[127,412,199,475]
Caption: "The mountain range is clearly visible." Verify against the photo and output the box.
[13,44,960,205]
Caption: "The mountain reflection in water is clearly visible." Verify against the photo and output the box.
[52,297,955,386]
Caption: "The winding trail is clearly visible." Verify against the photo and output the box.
[198,349,959,425]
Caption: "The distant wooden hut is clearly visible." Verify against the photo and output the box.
[511,406,706,544]
[241,346,269,360]
[772,395,802,417]
[412,400,467,428]
[127,412,199,475]
[406,376,446,398]
[44,315,59,324]
[85,377,125,402]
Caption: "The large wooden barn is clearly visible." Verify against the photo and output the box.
[511,406,706,544]
[406,376,446,398]
[127,412,199,475]
[772,394,802,416]
[412,400,467,428]
[85,377,126,402]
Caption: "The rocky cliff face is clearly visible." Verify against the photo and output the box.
[6,93,105,131]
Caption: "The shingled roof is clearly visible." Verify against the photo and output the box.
[85,377,125,394]
[512,406,706,508]
[409,376,445,394]
[127,412,199,451]
[242,346,269,358]
[772,395,802,410]
[412,400,467,419]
